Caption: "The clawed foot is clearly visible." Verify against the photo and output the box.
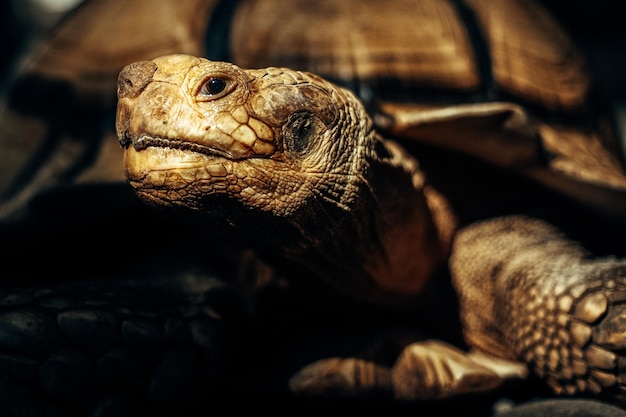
[287,325,527,401]
[516,262,626,403]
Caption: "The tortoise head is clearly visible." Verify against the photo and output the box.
[116,54,449,306]
[116,54,375,219]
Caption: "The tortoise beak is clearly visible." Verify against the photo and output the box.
[116,61,158,147]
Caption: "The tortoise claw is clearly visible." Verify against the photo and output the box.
[571,276,626,402]
[288,337,527,401]
[391,340,524,400]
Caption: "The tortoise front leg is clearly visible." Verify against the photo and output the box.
[451,215,626,403]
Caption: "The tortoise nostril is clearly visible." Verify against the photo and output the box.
[117,61,158,99]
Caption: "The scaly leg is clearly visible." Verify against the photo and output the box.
[451,215,626,403]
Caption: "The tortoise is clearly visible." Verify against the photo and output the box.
[2,0,626,415]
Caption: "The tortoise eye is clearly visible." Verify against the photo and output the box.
[197,76,233,100]
[205,78,226,94]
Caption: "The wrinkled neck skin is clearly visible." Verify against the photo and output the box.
[360,140,455,306]
[255,138,456,313]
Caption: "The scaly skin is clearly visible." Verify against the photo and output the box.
[116,54,626,404]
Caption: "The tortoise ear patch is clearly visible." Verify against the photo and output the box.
[282,111,325,157]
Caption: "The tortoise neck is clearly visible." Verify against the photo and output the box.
[269,141,455,310]
[360,163,454,300]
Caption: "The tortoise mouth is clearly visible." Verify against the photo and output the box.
[123,139,230,177]
[121,134,234,160]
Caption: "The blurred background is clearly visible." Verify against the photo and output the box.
[0,0,84,90]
